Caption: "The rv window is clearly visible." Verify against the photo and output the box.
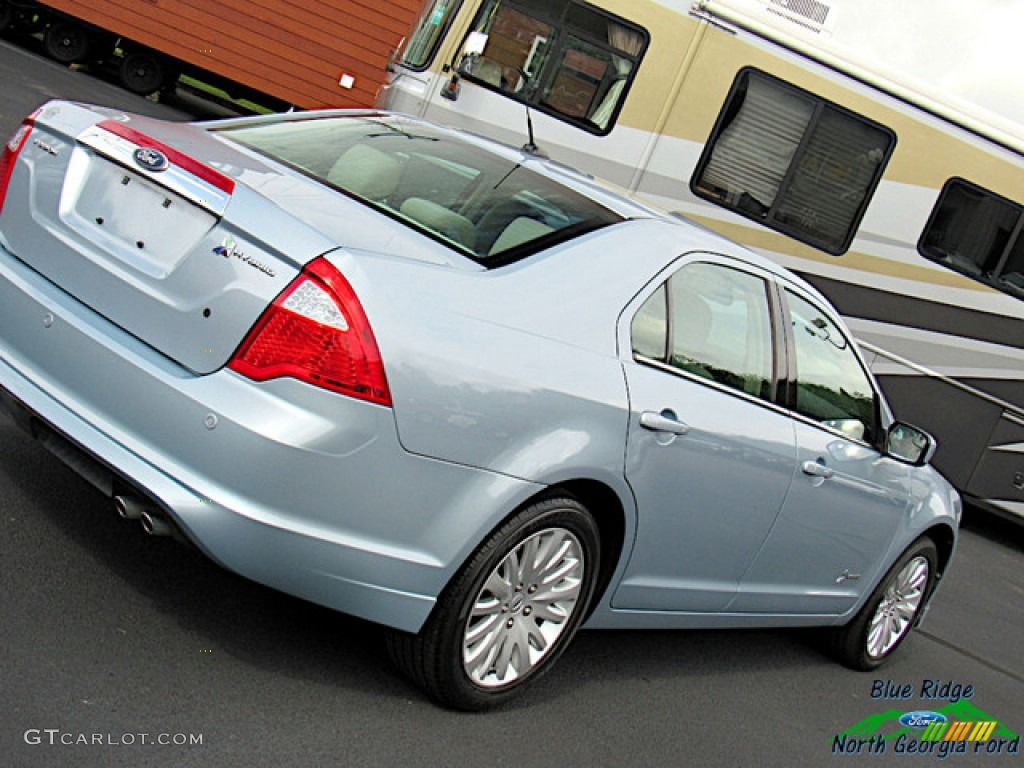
[692,68,895,255]
[402,0,464,70]
[919,178,1024,300]
[457,0,648,135]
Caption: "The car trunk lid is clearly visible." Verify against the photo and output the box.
[0,104,337,375]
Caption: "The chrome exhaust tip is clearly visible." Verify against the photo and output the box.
[140,510,173,537]
[114,494,145,521]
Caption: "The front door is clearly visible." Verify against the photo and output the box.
[730,289,912,615]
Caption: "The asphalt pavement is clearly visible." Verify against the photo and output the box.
[1,35,1022,768]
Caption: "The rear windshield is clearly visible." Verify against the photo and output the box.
[219,114,622,265]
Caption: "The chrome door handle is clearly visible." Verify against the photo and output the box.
[802,460,835,479]
[640,410,690,435]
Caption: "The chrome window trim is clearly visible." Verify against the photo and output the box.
[631,353,790,417]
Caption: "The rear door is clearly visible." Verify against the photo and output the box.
[615,255,798,612]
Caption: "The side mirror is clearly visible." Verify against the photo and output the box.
[885,422,937,466]
[440,72,461,101]
[455,52,474,77]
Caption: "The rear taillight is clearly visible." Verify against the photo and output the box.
[0,112,37,217]
[228,257,391,406]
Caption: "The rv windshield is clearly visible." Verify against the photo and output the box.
[401,0,463,71]
[457,0,648,134]
[220,114,623,265]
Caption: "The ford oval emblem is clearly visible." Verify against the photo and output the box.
[133,146,169,172]
[899,711,948,729]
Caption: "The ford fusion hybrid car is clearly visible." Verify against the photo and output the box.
[0,102,960,710]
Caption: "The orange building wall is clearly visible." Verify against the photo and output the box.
[40,0,421,108]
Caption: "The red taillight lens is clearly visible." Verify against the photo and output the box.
[0,114,36,217]
[228,257,391,406]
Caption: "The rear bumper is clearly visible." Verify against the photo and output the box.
[0,244,537,633]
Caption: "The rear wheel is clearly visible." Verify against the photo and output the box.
[43,21,92,64]
[118,51,167,94]
[388,496,600,710]
[833,537,937,669]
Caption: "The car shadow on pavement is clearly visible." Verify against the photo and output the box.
[1,422,404,698]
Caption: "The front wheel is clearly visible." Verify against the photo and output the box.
[388,496,600,710]
[832,537,938,670]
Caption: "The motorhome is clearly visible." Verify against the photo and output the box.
[381,0,1024,520]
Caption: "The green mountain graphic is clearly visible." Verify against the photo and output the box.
[838,709,906,739]
[836,701,1019,743]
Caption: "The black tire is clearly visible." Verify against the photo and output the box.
[832,537,938,670]
[118,51,166,95]
[388,495,601,711]
[43,21,92,64]
[0,2,13,34]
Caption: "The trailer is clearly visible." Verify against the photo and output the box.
[382,0,1024,520]
[0,0,418,107]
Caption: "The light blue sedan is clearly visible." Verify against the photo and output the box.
[0,103,959,709]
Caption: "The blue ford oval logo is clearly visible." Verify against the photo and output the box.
[133,146,169,172]
[899,711,948,729]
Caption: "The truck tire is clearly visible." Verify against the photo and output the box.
[44,21,93,64]
[118,51,167,95]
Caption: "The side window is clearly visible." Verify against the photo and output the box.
[918,177,1024,301]
[402,0,464,70]
[786,290,876,442]
[632,263,774,401]
[458,0,648,134]
[692,68,895,255]
[631,283,667,360]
